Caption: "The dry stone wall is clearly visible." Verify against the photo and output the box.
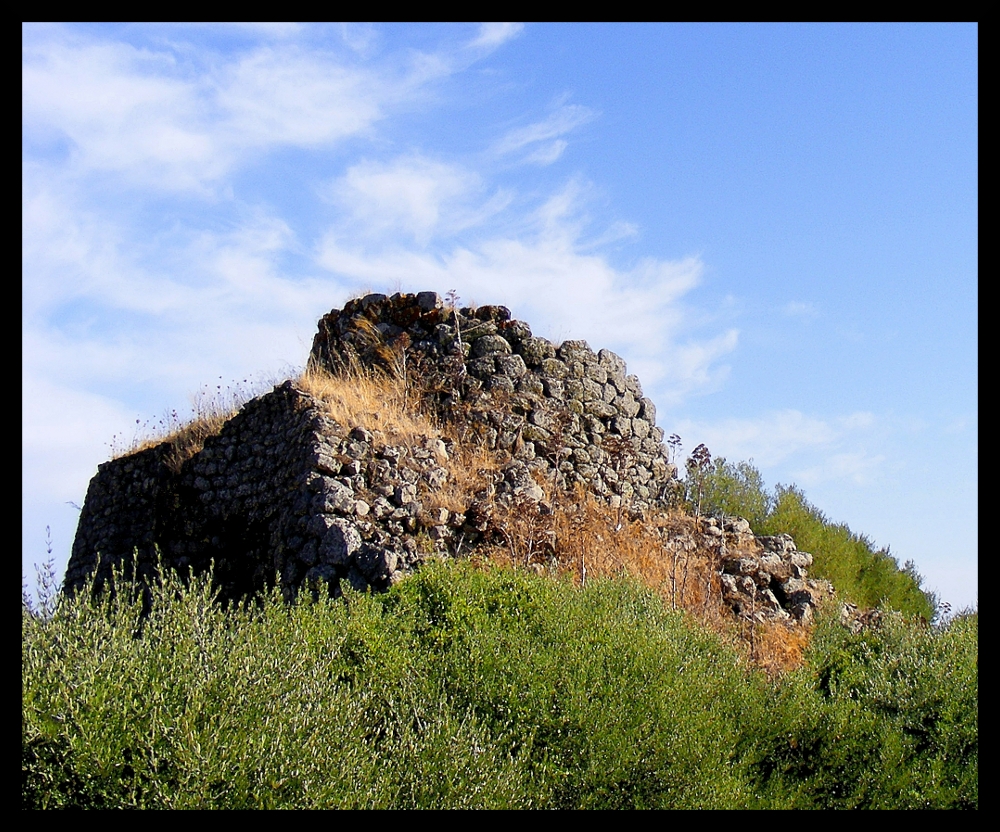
[68,381,464,602]
[309,291,678,512]
[67,290,833,623]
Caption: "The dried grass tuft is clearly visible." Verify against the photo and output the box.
[480,487,814,674]
[297,364,432,449]
[296,364,499,515]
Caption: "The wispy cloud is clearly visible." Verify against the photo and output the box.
[793,451,887,487]
[782,300,818,318]
[326,155,512,246]
[23,38,220,191]
[525,139,568,165]
[215,49,386,147]
[492,101,597,165]
[338,23,379,55]
[671,409,884,485]
[22,31,450,194]
[466,23,524,52]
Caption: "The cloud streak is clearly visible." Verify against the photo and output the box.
[466,22,524,52]
[671,409,885,486]
[492,101,597,165]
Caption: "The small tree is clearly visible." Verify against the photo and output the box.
[698,457,771,529]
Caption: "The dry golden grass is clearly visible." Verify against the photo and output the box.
[297,364,435,449]
[745,619,814,677]
[112,414,235,474]
[480,486,813,674]
[296,364,499,515]
[430,443,500,515]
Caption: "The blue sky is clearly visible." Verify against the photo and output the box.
[22,23,977,609]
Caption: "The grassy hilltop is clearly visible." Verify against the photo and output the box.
[23,366,977,809]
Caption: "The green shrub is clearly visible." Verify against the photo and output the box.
[752,606,977,808]
[22,559,975,808]
[758,485,935,619]
[683,454,937,620]
[692,456,772,528]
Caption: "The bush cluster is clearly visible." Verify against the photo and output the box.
[681,455,938,620]
[23,560,976,809]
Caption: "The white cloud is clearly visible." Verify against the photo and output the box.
[24,158,343,410]
[657,330,740,402]
[228,23,305,39]
[672,410,837,469]
[793,451,887,487]
[525,139,569,165]
[670,409,886,486]
[328,156,491,245]
[492,102,596,164]
[338,23,379,55]
[23,38,224,192]
[215,48,383,147]
[466,23,524,52]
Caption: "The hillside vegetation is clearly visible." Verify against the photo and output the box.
[685,453,937,620]
[28,360,973,808]
[23,561,977,809]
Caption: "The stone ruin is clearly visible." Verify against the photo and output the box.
[65,290,834,624]
[715,522,834,626]
[309,290,677,509]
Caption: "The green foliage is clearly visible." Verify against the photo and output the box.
[750,607,978,808]
[758,485,936,619]
[678,450,936,620]
[23,561,976,808]
[692,456,773,529]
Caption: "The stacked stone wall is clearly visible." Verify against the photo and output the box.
[69,380,480,602]
[66,443,173,593]
[309,291,678,514]
[67,290,833,624]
